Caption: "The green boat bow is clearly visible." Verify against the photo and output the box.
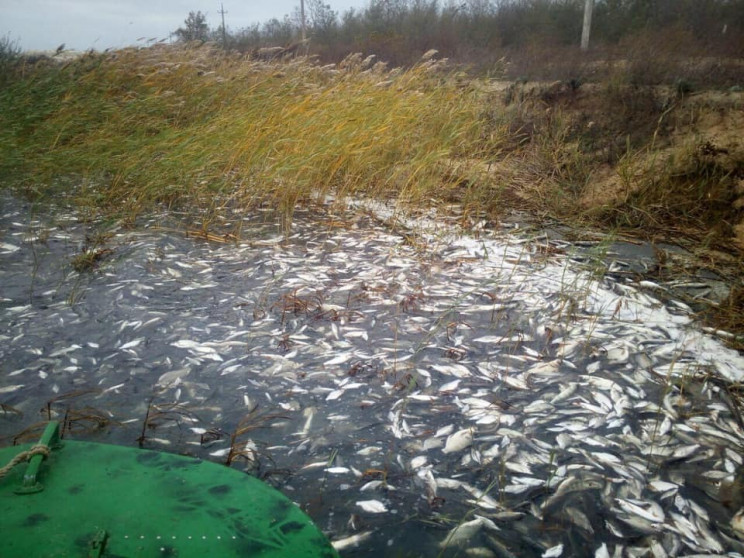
[0,422,339,557]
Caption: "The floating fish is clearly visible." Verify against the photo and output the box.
[331,531,373,551]
[542,544,563,558]
[442,428,473,454]
[356,500,388,513]
[440,516,500,548]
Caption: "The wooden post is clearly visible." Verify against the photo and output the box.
[581,0,593,51]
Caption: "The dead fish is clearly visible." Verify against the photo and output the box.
[356,500,388,513]
[431,363,472,378]
[156,368,190,386]
[0,242,20,252]
[550,383,578,404]
[466,548,498,558]
[49,344,82,357]
[731,508,744,538]
[415,467,438,501]
[356,446,381,456]
[300,461,328,470]
[527,359,562,376]
[459,483,502,510]
[331,531,373,551]
[541,475,604,514]
[410,455,428,469]
[326,389,344,401]
[542,544,563,557]
[440,515,500,548]
[434,424,455,438]
[504,476,544,494]
[325,467,351,474]
[563,506,594,534]
[442,428,473,454]
[119,338,144,350]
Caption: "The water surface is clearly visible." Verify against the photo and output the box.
[2,194,744,557]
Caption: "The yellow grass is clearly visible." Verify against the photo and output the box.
[0,44,501,230]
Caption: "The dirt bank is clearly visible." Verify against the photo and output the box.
[454,78,743,344]
[483,79,743,251]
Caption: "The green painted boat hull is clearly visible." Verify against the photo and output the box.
[0,423,338,557]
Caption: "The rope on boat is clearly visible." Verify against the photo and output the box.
[0,444,50,479]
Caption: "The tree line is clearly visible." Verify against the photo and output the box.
[174,0,744,69]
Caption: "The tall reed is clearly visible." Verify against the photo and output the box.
[0,45,500,230]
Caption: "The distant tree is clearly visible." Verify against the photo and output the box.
[308,0,338,36]
[211,24,229,46]
[174,11,210,42]
[221,0,744,65]
[0,34,21,87]
[262,16,296,46]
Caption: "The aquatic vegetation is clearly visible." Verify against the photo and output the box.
[223,406,288,468]
[59,406,112,435]
[10,422,50,446]
[0,403,22,418]
[41,391,115,441]
[136,399,199,448]
[70,247,113,273]
[272,288,325,325]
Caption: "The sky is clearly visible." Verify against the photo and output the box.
[0,0,367,52]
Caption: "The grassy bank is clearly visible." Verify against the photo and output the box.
[2,44,741,241]
[1,44,742,338]
[0,45,503,231]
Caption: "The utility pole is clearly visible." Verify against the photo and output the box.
[581,0,593,51]
[219,3,228,48]
[300,0,307,42]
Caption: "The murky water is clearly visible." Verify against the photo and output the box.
[2,192,744,557]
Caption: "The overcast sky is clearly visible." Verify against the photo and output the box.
[1,0,367,52]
